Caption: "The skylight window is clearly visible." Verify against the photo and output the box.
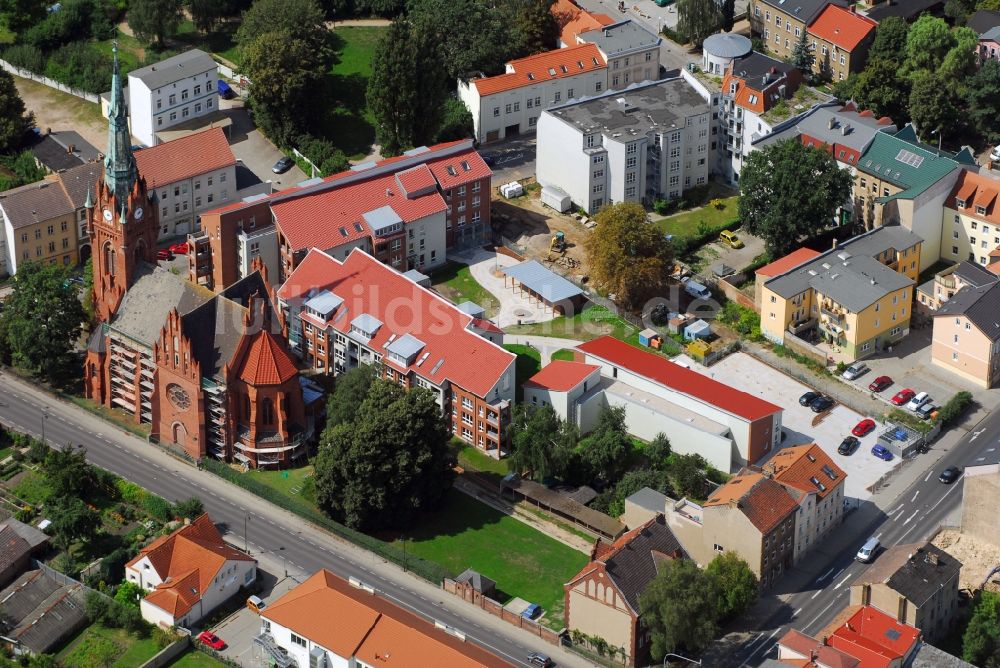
[461,160,470,172]
[527,72,534,80]
[548,67,557,76]
[895,148,925,168]
[446,165,456,176]
[339,227,348,237]
[353,222,363,232]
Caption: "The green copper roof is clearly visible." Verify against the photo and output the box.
[858,126,961,203]
[104,43,137,206]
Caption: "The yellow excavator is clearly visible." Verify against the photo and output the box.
[547,231,566,261]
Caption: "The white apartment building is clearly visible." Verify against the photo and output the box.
[134,127,236,239]
[536,77,711,213]
[128,50,219,147]
[941,170,1000,268]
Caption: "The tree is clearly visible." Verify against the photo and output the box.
[508,404,576,480]
[966,61,1000,144]
[0,0,47,34]
[188,0,231,31]
[128,0,182,46]
[667,453,712,499]
[705,552,758,622]
[407,0,512,79]
[963,590,1000,667]
[645,433,671,470]
[579,405,632,484]
[640,559,721,658]
[903,15,954,76]
[979,0,1000,9]
[850,59,911,122]
[435,98,474,143]
[313,380,455,530]
[513,0,559,55]
[908,72,959,143]
[43,446,97,500]
[0,262,85,381]
[791,30,814,74]
[325,364,379,429]
[236,0,328,55]
[585,202,674,311]
[676,0,721,46]
[113,581,146,607]
[367,20,448,155]
[940,26,978,84]
[867,16,908,65]
[48,497,101,551]
[944,0,976,23]
[721,0,735,31]
[0,69,33,154]
[738,139,852,256]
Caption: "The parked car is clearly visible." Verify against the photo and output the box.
[684,279,712,300]
[719,230,744,248]
[872,444,894,461]
[868,375,893,392]
[527,652,553,667]
[522,604,541,620]
[156,249,173,261]
[891,388,916,406]
[838,436,860,455]
[938,466,961,484]
[246,595,266,613]
[842,362,869,380]
[197,631,226,651]
[852,418,876,437]
[169,242,189,255]
[272,156,294,174]
[799,391,819,406]
[218,79,235,99]
[905,391,931,411]
[991,144,1000,162]
[810,395,835,413]
[916,403,938,420]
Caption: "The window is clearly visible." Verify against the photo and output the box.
[194,103,202,113]
[170,111,177,121]
[169,94,176,105]
[595,82,602,92]
[290,634,307,648]
[182,107,189,118]
[593,184,604,194]
[593,169,604,179]
[625,172,636,184]
[627,143,637,155]
[953,246,959,255]
[554,92,561,102]
[840,54,846,65]
[493,107,500,117]
[567,89,573,99]
[613,75,620,86]
[526,98,533,109]
[626,157,637,168]
[505,103,512,114]
[593,154,605,164]
[535,96,541,106]
[626,186,635,197]
[194,85,201,95]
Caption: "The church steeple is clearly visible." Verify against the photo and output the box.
[104,42,137,207]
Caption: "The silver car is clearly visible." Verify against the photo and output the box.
[842,361,869,380]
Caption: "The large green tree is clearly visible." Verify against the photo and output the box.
[908,72,959,143]
[849,59,911,122]
[326,364,379,429]
[0,69,33,154]
[42,445,98,499]
[579,405,632,484]
[513,0,559,55]
[236,0,328,54]
[128,0,183,46]
[407,0,511,79]
[585,202,674,311]
[0,262,85,381]
[188,0,233,32]
[314,379,454,531]
[48,497,101,551]
[791,31,814,74]
[705,552,758,622]
[867,16,908,65]
[0,0,47,34]
[508,403,576,480]
[738,139,852,256]
[963,590,1000,668]
[640,559,721,658]
[904,15,954,75]
[676,0,721,46]
[966,60,1000,144]
[367,20,448,155]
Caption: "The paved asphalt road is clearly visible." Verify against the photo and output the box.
[729,409,1000,667]
[0,372,585,668]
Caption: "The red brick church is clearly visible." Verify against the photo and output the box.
[83,47,316,468]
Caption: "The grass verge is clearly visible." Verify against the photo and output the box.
[455,441,508,476]
[651,196,739,242]
[504,344,541,402]
[68,396,151,440]
[167,648,232,667]
[551,348,576,361]
[505,304,636,342]
[430,262,498,316]
[57,623,160,668]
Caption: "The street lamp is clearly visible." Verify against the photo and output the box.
[278,546,287,578]
[402,535,407,573]
[40,409,48,446]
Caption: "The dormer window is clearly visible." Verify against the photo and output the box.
[956,198,966,208]
[976,205,987,215]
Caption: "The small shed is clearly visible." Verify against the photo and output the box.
[684,319,711,341]
[668,314,689,334]
[541,185,572,213]
[638,328,661,348]
[455,568,497,599]
[686,339,712,362]
[456,301,486,319]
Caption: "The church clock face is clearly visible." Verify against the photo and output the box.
[166,384,191,411]
[134,207,144,220]
[103,208,113,221]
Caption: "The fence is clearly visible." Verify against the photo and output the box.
[139,637,190,668]
[0,59,100,103]
[716,275,755,311]
[442,578,565,645]
[200,459,450,585]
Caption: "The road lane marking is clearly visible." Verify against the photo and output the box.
[744,633,764,650]
[892,507,905,521]
[970,428,985,441]
[818,567,835,582]
[988,447,996,452]
[794,608,802,617]
[834,574,851,589]
[811,590,822,599]
[977,457,986,462]
[911,491,919,502]
[741,628,780,666]
[903,510,919,525]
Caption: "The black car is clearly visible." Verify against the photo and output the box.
[838,436,860,456]
[272,156,294,174]
[938,466,961,484]
[810,395,835,413]
[799,391,819,406]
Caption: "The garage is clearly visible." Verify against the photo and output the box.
[504,124,520,138]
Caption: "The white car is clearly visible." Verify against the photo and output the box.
[842,361,869,380]
[991,144,1000,162]
[905,391,931,411]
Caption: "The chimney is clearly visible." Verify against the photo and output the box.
[822,635,828,646]
[67,144,76,154]
[927,552,939,565]
[729,498,739,509]
[828,117,837,130]
[841,124,851,136]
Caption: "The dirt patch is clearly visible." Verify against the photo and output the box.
[933,529,1000,592]
[13,76,106,150]
[492,191,593,279]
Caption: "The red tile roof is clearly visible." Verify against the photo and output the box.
[808,5,877,52]
[778,629,860,668]
[763,443,845,500]
[551,0,615,45]
[277,249,515,398]
[524,360,599,391]
[705,472,799,534]
[948,170,1000,227]
[134,128,235,189]
[756,247,823,277]
[471,43,606,96]
[576,336,781,421]
[395,164,437,197]
[827,606,920,668]
[239,330,299,386]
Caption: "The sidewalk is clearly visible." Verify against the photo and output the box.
[504,335,584,364]
[449,249,558,328]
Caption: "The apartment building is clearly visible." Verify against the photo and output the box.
[759,226,922,360]
[806,4,877,81]
[277,248,516,455]
[940,170,1000,267]
[916,259,998,312]
[133,128,236,239]
[127,50,219,146]
[551,0,615,46]
[932,276,1000,388]
[577,20,661,87]
[0,178,79,274]
[778,606,922,668]
[536,77,711,213]
[749,0,848,61]
[257,570,515,668]
[849,542,962,643]
[57,162,102,264]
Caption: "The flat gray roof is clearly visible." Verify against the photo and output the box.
[362,205,403,234]
[351,313,383,336]
[757,103,896,153]
[129,49,216,89]
[625,486,669,513]
[546,77,709,139]
[456,301,485,318]
[579,20,660,57]
[386,333,426,359]
[304,289,343,317]
[502,260,583,304]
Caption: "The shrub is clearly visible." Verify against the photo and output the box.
[1,45,47,73]
[174,497,204,519]
[116,479,146,505]
[141,494,174,522]
[44,42,111,94]
[938,391,973,426]
[85,591,111,623]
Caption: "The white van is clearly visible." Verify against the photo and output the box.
[856,536,880,563]
[906,391,931,411]
[685,280,712,300]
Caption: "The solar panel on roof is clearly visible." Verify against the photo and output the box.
[895,148,924,168]
[885,629,901,641]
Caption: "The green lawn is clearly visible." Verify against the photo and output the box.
[551,348,576,361]
[92,29,147,74]
[11,471,49,506]
[506,304,637,342]
[167,649,231,668]
[247,466,316,505]
[454,440,508,476]
[430,263,498,316]
[397,490,587,627]
[58,623,161,668]
[652,196,740,241]
[0,26,14,44]
[504,344,541,402]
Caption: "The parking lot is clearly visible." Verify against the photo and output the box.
[674,352,895,500]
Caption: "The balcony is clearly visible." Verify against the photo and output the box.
[820,302,845,322]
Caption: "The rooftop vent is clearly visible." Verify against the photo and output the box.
[828,117,837,130]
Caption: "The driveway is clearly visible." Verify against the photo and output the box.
[218,98,307,191]
[697,231,766,278]
[447,248,558,328]
[674,351,893,500]
[480,136,537,186]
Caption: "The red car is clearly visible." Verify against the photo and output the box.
[852,418,876,437]
[169,242,189,255]
[868,375,893,393]
[156,249,173,261]
[197,631,226,651]
[891,388,916,406]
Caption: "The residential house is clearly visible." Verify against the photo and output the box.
[190,140,491,290]
[850,543,961,643]
[978,27,1000,64]
[133,127,236,239]
[806,5,877,81]
[941,170,1000,268]
[30,130,100,173]
[777,605,921,668]
[578,20,661,88]
[126,514,256,628]
[759,226,922,360]
[277,248,516,454]
[563,516,687,667]
[967,8,1000,36]
[0,177,80,274]
[573,336,784,471]
[127,49,219,147]
[760,443,846,563]
[551,0,615,47]
[961,463,1000,547]
[917,260,997,313]
[749,0,848,62]
[256,569,515,667]
[702,472,799,589]
[56,162,102,265]
[536,77,711,213]
[754,247,822,309]
[0,569,89,655]
[863,0,945,22]
[931,277,1000,387]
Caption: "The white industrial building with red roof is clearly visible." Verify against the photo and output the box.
[525,338,783,472]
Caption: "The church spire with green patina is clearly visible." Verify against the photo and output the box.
[104,42,137,209]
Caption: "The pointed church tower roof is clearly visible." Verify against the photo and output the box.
[239,330,299,386]
[104,42,138,205]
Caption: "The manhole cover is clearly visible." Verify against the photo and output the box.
[514,308,531,318]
